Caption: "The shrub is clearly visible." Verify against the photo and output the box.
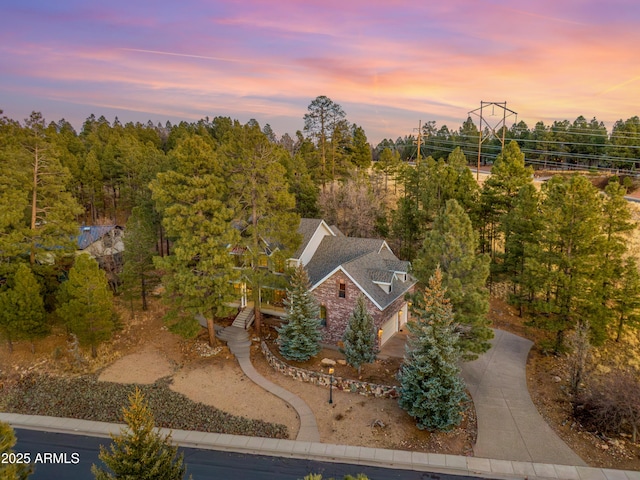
[573,369,640,443]
[2,374,288,439]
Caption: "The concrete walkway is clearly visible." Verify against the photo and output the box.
[461,329,586,466]
[3,413,638,480]
[217,325,320,442]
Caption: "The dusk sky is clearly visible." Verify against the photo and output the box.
[2,0,639,143]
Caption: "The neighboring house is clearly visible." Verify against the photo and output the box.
[76,225,125,272]
[238,218,416,348]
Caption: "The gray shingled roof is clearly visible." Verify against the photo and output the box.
[340,249,415,310]
[305,235,415,310]
[369,269,394,283]
[383,259,410,273]
[305,236,386,285]
[329,225,345,237]
[292,218,325,259]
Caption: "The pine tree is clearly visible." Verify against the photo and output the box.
[0,112,81,276]
[341,295,378,374]
[57,255,116,358]
[528,175,605,351]
[412,199,492,359]
[276,266,322,362]
[223,121,301,334]
[348,124,372,170]
[92,388,188,480]
[373,147,401,193]
[423,148,479,219]
[612,258,640,342]
[0,264,48,353]
[0,421,32,479]
[593,180,636,332]
[150,132,239,346]
[479,140,533,260]
[122,205,158,312]
[391,161,430,260]
[501,184,542,315]
[23,112,83,266]
[398,266,468,431]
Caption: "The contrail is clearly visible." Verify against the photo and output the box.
[120,47,293,68]
[500,7,589,26]
[597,75,640,95]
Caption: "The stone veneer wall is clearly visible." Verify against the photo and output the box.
[312,270,412,345]
[261,341,399,399]
[312,270,363,344]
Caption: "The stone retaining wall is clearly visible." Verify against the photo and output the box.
[261,341,399,399]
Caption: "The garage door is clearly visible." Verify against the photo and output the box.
[380,314,398,346]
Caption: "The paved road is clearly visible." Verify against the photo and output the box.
[461,330,586,466]
[13,429,479,480]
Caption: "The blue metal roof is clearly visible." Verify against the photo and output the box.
[77,225,117,250]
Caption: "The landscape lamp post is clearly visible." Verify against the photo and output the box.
[329,367,334,404]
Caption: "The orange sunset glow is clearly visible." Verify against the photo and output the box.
[1,0,639,140]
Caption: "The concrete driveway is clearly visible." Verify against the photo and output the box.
[381,328,586,466]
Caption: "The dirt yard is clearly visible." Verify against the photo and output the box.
[0,298,474,455]
[1,287,639,468]
[93,307,475,454]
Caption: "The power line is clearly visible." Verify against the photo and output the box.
[418,137,640,166]
[408,138,640,172]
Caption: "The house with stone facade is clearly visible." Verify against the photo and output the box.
[288,219,416,348]
[231,218,416,347]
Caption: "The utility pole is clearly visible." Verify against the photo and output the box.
[414,120,422,164]
[468,101,517,180]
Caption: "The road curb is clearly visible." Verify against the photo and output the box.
[2,413,639,480]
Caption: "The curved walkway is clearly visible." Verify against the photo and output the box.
[460,329,586,466]
[217,326,320,442]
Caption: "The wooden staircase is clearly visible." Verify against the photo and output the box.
[231,306,255,329]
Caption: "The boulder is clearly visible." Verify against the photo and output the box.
[321,358,337,367]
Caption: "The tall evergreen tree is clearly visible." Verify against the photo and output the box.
[0,421,32,479]
[0,264,48,353]
[612,258,640,342]
[528,175,604,351]
[303,96,346,189]
[412,199,492,358]
[150,133,239,346]
[278,149,319,218]
[592,180,636,330]
[57,255,116,358]
[0,118,30,278]
[23,112,83,266]
[391,160,431,260]
[501,184,542,315]
[92,388,188,480]
[223,121,300,334]
[122,206,158,312]
[423,148,478,218]
[373,147,401,193]
[341,295,377,374]
[349,124,371,170]
[478,140,533,259]
[0,112,81,275]
[398,266,468,431]
[276,266,322,362]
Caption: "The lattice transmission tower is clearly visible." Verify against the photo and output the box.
[468,101,517,180]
